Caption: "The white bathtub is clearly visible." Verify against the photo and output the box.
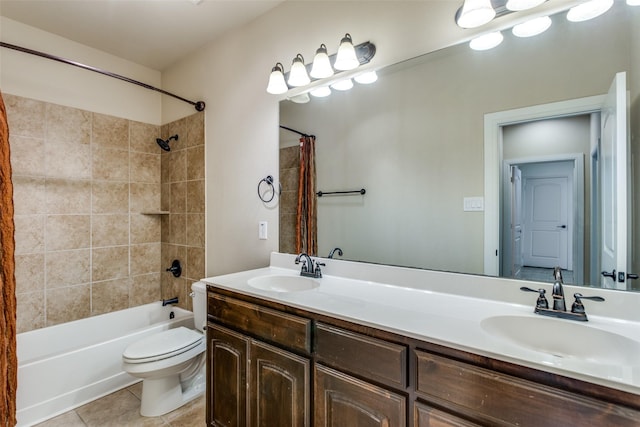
[16,302,194,426]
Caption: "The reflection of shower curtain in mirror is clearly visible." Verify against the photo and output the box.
[296,135,317,255]
[0,91,17,425]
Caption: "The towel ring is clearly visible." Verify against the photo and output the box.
[258,175,281,203]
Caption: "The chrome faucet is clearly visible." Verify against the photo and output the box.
[520,266,604,322]
[328,247,343,259]
[295,253,324,278]
[551,267,566,311]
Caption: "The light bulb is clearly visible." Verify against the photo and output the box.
[310,44,334,79]
[626,0,640,5]
[334,34,359,71]
[505,0,545,11]
[310,86,332,98]
[512,16,552,38]
[567,0,614,22]
[457,0,496,29]
[331,79,354,91]
[469,31,504,51]
[266,63,288,94]
[288,54,310,87]
[289,93,310,104]
[354,71,378,84]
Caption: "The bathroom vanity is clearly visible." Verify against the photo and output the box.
[204,254,640,426]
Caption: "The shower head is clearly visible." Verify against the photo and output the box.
[156,134,178,151]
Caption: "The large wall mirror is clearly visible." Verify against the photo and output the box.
[279,2,639,290]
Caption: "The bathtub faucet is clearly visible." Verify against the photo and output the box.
[162,297,179,306]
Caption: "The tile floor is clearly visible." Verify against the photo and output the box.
[35,382,205,427]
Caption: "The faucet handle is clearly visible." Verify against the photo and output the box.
[571,293,605,314]
[314,262,325,278]
[520,287,549,309]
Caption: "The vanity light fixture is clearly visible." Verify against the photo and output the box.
[310,44,334,79]
[469,31,504,50]
[626,0,640,5]
[288,54,311,87]
[354,70,378,84]
[512,15,552,37]
[331,78,354,91]
[266,62,288,95]
[456,0,496,28]
[566,0,614,22]
[310,86,332,97]
[289,93,311,104]
[334,34,359,71]
[505,0,546,11]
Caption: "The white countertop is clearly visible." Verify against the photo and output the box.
[202,252,640,396]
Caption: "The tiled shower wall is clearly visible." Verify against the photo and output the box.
[279,145,299,255]
[6,94,205,333]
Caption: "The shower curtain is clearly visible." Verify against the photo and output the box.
[296,135,317,255]
[0,91,17,426]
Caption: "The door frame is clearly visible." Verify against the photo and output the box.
[484,94,605,278]
[502,155,584,282]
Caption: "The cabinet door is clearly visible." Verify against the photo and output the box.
[414,402,480,427]
[315,364,406,427]
[208,324,249,427]
[250,340,310,427]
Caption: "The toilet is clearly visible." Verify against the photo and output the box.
[122,281,207,417]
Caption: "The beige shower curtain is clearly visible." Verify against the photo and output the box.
[0,91,17,426]
[295,135,317,255]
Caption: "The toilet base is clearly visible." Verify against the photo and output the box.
[139,364,205,417]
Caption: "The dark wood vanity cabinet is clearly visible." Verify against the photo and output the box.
[206,285,640,427]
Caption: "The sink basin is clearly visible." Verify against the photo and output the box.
[248,275,320,292]
[481,315,640,365]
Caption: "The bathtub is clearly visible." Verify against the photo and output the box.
[16,302,194,426]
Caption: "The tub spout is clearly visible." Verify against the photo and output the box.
[162,297,179,306]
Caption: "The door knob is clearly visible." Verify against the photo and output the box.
[601,269,616,280]
[557,225,567,229]
[628,273,639,280]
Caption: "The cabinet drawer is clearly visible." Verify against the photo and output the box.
[414,402,481,427]
[415,350,640,427]
[208,292,311,354]
[316,323,407,389]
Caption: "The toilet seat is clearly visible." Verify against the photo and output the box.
[123,327,203,364]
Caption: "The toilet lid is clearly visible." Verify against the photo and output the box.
[123,327,203,363]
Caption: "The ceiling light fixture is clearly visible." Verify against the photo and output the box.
[354,71,378,84]
[310,86,332,98]
[310,44,334,79]
[628,0,640,5]
[334,34,359,71]
[287,54,311,87]
[456,0,496,28]
[266,62,288,95]
[567,0,614,22]
[469,31,504,50]
[512,15,552,37]
[331,78,354,91]
[289,93,311,104]
[505,0,546,11]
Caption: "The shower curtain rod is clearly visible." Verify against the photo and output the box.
[279,125,315,138]
[0,42,206,112]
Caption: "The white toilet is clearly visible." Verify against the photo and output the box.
[122,281,207,417]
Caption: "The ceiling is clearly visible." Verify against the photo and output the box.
[0,0,285,70]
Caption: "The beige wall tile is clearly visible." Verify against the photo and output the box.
[45,139,91,179]
[93,181,129,213]
[186,180,205,213]
[168,150,186,183]
[170,181,186,213]
[131,243,161,275]
[186,213,205,248]
[46,285,91,326]
[161,183,171,211]
[46,249,91,288]
[130,121,160,154]
[45,178,92,214]
[184,112,205,148]
[130,183,161,212]
[14,215,45,254]
[46,103,91,144]
[46,215,90,251]
[130,214,161,244]
[13,176,45,215]
[93,214,130,247]
[93,113,129,150]
[92,146,130,181]
[169,214,186,245]
[93,246,129,282]
[161,153,171,184]
[15,253,45,294]
[186,145,204,180]
[92,278,130,315]
[161,215,170,243]
[186,247,205,281]
[280,146,299,170]
[10,136,45,176]
[130,152,160,183]
[4,94,45,139]
[16,291,44,333]
[130,273,161,306]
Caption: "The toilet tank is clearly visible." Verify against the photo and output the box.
[191,281,207,332]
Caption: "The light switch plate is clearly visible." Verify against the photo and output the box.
[259,221,268,240]
[463,197,484,212]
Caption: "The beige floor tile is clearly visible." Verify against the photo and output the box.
[163,395,205,427]
[35,410,86,427]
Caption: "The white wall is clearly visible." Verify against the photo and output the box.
[0,17,161,124]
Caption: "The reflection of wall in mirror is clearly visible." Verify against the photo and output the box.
[280,5,636,276]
